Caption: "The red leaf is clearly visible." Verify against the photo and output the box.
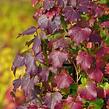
[76,51,93,71]
[44,92,62,109]
[54,69,73,89]
[68,27,91,44]
[97,87,104,98]
[63,96,82,109]
[105,63,109,74]
[27,104,38,109]
[89,32,101,44]
[78,81,97,100]
[96,46,109,58]
[49,50,68,68]
[88,68,103,82]
[38,15,61,34]
[48,38,68,50]
[101,21,109,28]
[55,96,83,109]
[63,7,80,22]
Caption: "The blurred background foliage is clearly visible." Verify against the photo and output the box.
[0,0,35,108]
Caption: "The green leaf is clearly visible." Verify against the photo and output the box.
[105,36,109,45]
[100,82,109,90]
[81,14,89,21]
[61,16,67,32]
[99,15,109,23]
[61,88,69,99]
[100,29,109,45]
[89,99,104,109]
[66,66,74,75]
[98,0,108,4]
[69,84,78,96]
[48,30,64,40]
[81,77,87,86]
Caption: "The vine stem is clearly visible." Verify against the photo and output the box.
[72,61,81,83]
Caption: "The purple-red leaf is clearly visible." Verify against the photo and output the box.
[76,51,93,71]
[35,52,44,63]
[89,32,101,44]
[89,33,101,44]
[39,68,49,81]
[44,92,62,109]
[13,78,21,91]
[43,0,55,11]
[38,15,61,34]
[57,0,68,7]
[68,27,91,44]
[63,96,82,109]
[78,0,90,13]
[88,68,103,82]
[47,16,61,34]
[49,50,68,68]
[24,53,38,75]
[21,75,35,100]
[101,21,109,28]
[97,87,104,98]
[48,38,68,50]
[16,105,27,109]
[63,7,80,22]
[32,36,41,56]
[54,69,73,89]
[105,63,109,75]
[94,6,103,17]
[55,96,83,109]
[18,26,36,37]
[27,104,38,109]
[38,15,49,30]
[68,0,77,7]
[78,81,97,100]
[12,54,25,75]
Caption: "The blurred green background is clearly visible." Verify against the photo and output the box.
[0,0,35,108]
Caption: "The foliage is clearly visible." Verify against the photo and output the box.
[12,0,109,108]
